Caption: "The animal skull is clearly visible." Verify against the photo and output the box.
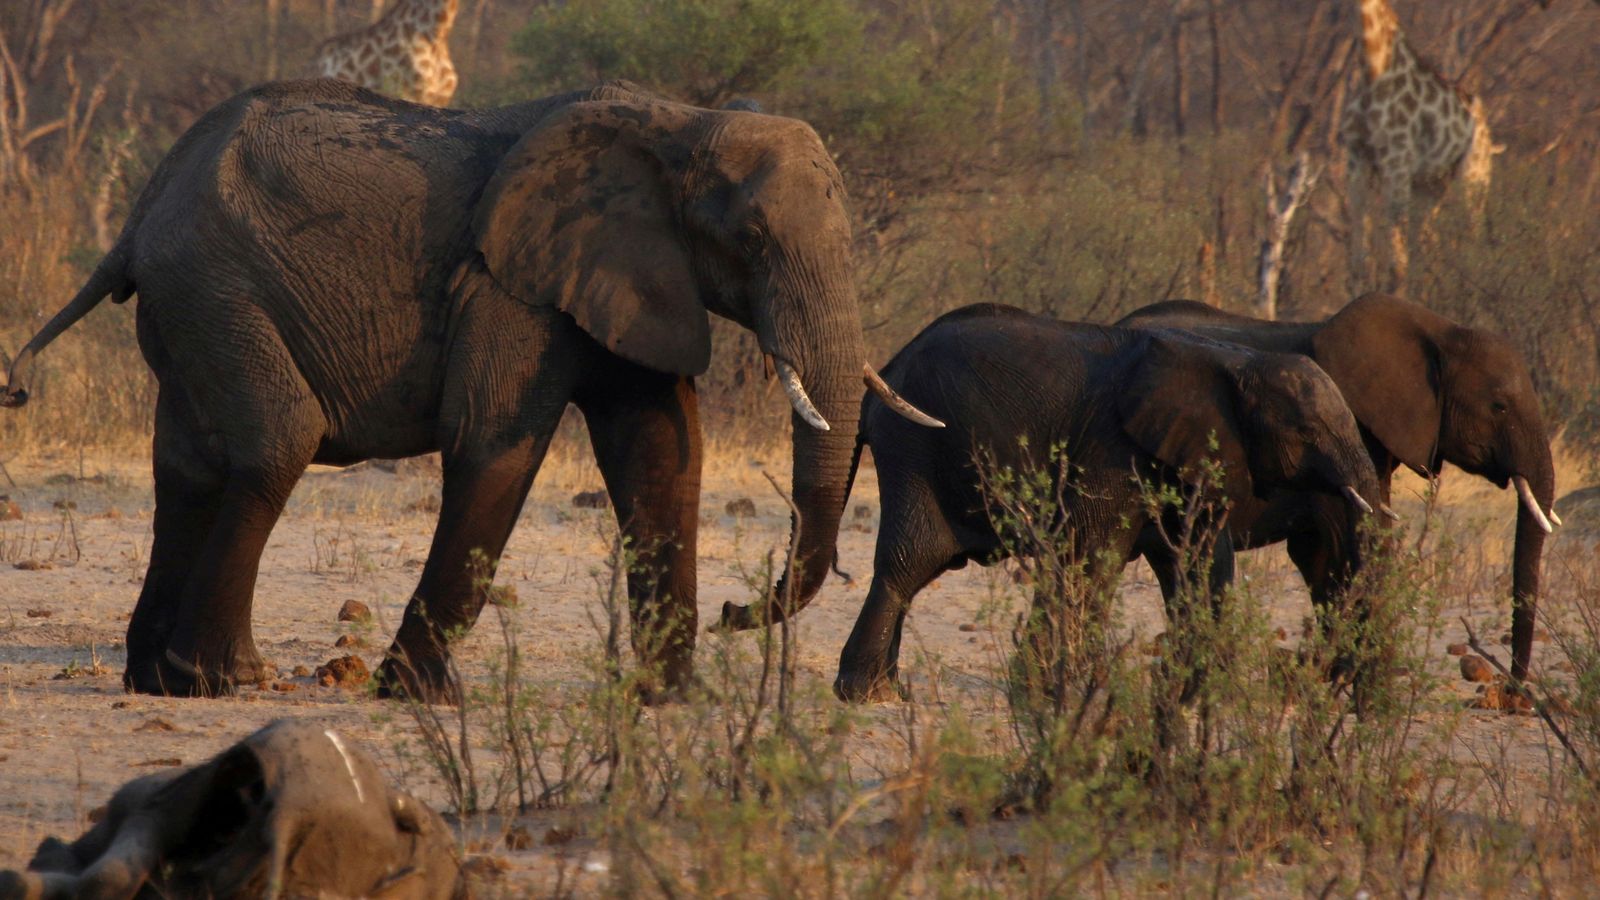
[0,720,461,900]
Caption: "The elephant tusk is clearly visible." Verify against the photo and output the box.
[862,363,945,428]
[1549,507,1563,527]
[1341,485,1375,515]
[776,359,830,432]
[1378,503,1401,521]
[1513,476,1555,534]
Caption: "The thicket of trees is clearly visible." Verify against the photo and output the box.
[2,0,1597,454]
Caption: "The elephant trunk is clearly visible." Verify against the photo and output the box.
[718,277,863,631]
[1508,443,1556,682]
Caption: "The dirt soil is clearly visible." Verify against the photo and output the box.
[0,438,1578,893]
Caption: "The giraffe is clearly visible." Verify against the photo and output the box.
[1340,0,1502,294]
[313,0,459,107]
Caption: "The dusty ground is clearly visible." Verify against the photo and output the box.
[0,432,1583,892]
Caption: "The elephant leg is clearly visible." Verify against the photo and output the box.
[577,370,703,700]
[144,319,325,697]
[1288,508,1369,689]
[835,482,960,703]
[159,456,317,696]
[377,442,550,702]
[124,389,224,692]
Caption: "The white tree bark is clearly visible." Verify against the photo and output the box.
[1257,152,1320,321]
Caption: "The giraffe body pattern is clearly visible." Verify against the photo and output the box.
[315,0,458,106]
[1340,0,1499,292]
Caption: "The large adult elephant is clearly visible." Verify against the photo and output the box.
[1,79,933,699]
[1118,294,1558,680]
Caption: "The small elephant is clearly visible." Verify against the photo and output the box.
[0,720,460,900]
[824,304,1385,703]
[1,79,933,699]
[1118,294,1558,680]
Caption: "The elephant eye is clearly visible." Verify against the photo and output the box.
[738,222,766,251]
[1491,401,1508,415]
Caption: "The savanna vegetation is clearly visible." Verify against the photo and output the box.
[3,0,1600,895]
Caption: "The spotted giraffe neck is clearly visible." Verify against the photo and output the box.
[381,0,458,43]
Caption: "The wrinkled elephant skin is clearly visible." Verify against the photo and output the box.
[2,79,895,700]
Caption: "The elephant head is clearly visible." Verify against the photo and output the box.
[1311,293,1557,679]
[1118,333,1386,518]
[470,97,928,632]
[0,720,460,900]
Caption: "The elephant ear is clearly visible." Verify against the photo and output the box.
[1116,334,1254,501]
[1311,293,1442,473]
[472,99,710,376]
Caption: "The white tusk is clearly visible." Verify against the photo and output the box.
[862,363,945,428]
[324,730,365,803]
[1341,485,1374,515]
[1549,508,1563,527]
[776,360,830,432]
[1513,476,1554,534]
[1378,503,1401,521]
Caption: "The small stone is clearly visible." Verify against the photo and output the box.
[14,559,53,571]
[1446,643,1469,656]
[1274,627,1289,641]
[505,826,534,850]
[111,700,132,710]
[270,680,299,693]
[405,494,441,514]
[958,623,978,633]
[337,600,372,623]
[724,497,757,518]
[134,757,183,767]
[25,608,52,618]
[853,504,873,520]
[315,655,370,688]
[334,634,363,649]
[544,826,577,846]
[51,499,76,510]
[0,497,20,521]
[1470,682,1535,715]
[572,490,609,509]
[100,507,123,520]
[292,665,312,678]
[462,856,510,880]
[135,718,176,733]
[1459,654,1497,684]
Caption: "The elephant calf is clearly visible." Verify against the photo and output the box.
[824,304,1386,703]
[0,720,460,900]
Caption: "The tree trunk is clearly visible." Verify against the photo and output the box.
[1171,1,1189,143]
[265,0,281,80]
[1207,0,1223,134]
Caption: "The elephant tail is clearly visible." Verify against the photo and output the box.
[829,430,868,584]
[2,246,132,408]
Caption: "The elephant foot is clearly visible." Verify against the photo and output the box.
[833,671,906,704]
[122,648,261,698]
[374,653,460,705]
